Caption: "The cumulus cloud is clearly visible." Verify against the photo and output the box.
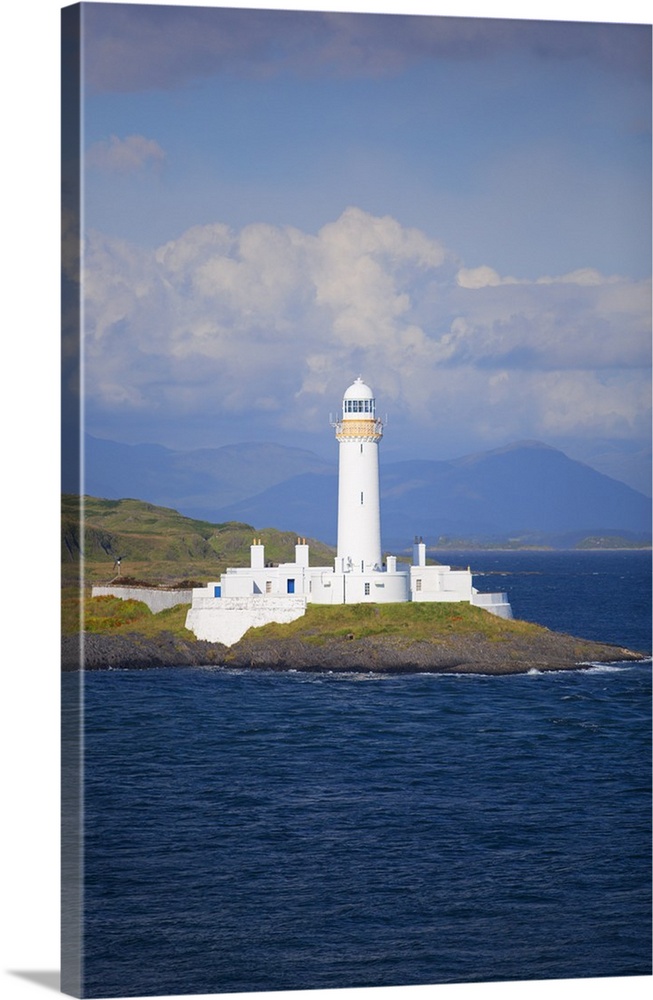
[446,265,651,373]
[82,207,651,455]
[86,134,166,173]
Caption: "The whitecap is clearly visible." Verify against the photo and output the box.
[577,661,638,673]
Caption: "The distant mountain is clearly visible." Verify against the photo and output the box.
[81,436,651,548]
[82,435,334,511]
[213,441,652,547]
[380,441,652,546]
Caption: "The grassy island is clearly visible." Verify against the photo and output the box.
[62,594,646,676]
[61,496,648,674]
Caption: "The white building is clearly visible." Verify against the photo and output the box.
[186,378,512,645]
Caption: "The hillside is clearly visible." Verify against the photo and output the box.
[61,495,335,587]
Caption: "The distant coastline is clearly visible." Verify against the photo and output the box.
[424,541,652,552]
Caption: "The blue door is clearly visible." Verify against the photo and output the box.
[213,585,221,597]
[287,579,295,594]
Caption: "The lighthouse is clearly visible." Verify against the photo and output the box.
[184,375,512,643]
[334,377,383,574]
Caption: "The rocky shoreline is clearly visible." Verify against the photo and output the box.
[62,629,648,676]
[62,632,228,671]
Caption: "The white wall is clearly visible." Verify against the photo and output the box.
[471,591,513,619]
[309,572,345,604]
[410,566,474,602]
[219,563,334,598]
[186,595,308,646]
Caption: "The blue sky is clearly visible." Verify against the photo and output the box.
[71,0,652,492]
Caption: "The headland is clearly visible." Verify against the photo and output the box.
[62,602,647,675]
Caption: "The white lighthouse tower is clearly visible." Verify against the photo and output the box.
[334,377,383,574]
[183,374,512,642]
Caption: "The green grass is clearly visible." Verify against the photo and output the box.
[241,601,542,645]
[62,494,335,586]
[62,591,194,639]
[65,592,542,650]
[84,595,154,632]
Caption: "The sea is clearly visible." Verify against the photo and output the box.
[70,550,652,997]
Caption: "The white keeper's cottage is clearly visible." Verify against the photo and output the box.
[186,377,512,645]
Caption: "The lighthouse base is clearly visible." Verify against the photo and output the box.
[184,539,513,645]
[310,568,409,604]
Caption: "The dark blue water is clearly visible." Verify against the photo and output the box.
[76,552,651,997]
[461,549,652,654]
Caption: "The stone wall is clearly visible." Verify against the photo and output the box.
[471,591,513,619]
[91,586,193,614]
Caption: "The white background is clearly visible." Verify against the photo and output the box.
[1,2,650,1000]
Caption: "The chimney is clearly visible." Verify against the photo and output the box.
[250,541,265,570]
[295,539,309,568]
[413,539,426,567]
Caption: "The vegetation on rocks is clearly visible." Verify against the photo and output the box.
[62,593,194,639]
[242,601,539,645]
[62,595,646,675]
[222,602,645,675]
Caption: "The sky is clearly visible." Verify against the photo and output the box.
[67,0,652,492]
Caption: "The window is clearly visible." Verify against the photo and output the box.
[345,398,374,414]
[360,491,364,504]
[415,579,422,592]
[364,582,370,596]
[265,581,272,593]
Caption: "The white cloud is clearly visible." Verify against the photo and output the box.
[456,265,520,289]
[82,208,651,450]
[446,265,651,372]
[86,134,166,173]
[536,267,615,286]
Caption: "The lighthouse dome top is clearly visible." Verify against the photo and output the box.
[341,376,377,420]
[343,376,374,401]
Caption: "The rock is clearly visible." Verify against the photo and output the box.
[61,631,229,671]
[61,628,647,675]
[224,631,645,675]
